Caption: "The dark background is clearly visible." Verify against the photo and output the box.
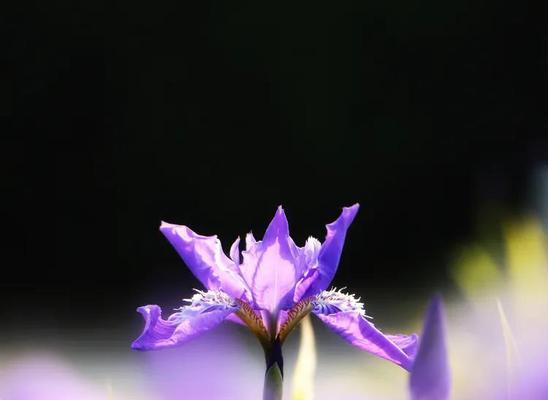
[3,1,548,339]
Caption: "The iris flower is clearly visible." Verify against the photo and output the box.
[132,205,417,399]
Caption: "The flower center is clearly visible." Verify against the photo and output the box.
[276,298,313,344]
[235,299,272,350]
[312,287,368,317]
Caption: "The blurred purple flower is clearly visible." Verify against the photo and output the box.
[0,354,103,400]
[140,325,263,400]
[409,295,451,400]
[132,204,417,372]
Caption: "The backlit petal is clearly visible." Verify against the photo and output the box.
[293,238,321,302]
[132,291,238,351]
[387,334,419,359]
[242,207,300,313]
[160,222,251,301]
[301,204,359,298]
[315,310,415,370]
[230,236,241,265]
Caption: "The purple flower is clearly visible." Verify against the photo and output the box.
[132,205,417,373]
[409,295,451,400]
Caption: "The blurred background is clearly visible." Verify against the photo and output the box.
[2,0,548,398]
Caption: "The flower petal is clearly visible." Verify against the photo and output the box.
[276,298,313,343]
[409,295,450,400]
[225,313,246,326]
[160,222,251,301]
[314,310,415,370]
[300,204,359,298]
[293,268,320,303]
[132,302,237,351]
[293,238,321,302]
[245,232,257,250]
[387,334,419,359]
[241,207,300,313]
[262,206,290,245]
[229,236,241,265]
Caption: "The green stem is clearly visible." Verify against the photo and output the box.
[263,362,283,400]
[263,339,284,400]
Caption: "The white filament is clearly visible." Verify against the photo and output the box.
[179,289,237,312]
[313,287,369,318]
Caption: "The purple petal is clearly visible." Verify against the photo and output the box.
[238,233,257,285]
[315,310,415,370]
[262,206,290,245]
[387,334,419,359]
[225,313,246,326]
[160,222,251,301]
[132,304,236,351]
[240,233,260,286]
[293,267,320,303]
[293,238,321,302]
[229,236,241,265]
[241,207,300,313]
[409,295,450,400]
[245,232,257,249]
[300,204,360,298]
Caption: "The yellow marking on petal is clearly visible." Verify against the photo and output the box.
[291,315,316,400]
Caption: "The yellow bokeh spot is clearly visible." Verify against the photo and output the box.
[504,217,548,301]
[451,245,502,299]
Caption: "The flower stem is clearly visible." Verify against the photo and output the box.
[263,339,284,400]
[263,362,283,400]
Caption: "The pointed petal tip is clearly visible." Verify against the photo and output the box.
[325,204,360,232]
[275,205,288,220]
[273,205,287,218]
[130,340,145,351]
[427,293,445,317]
[432,292,444,304]
[159,221,197,235]
[159,221,179,232]
[342,203,360,220]
[421,294,447,337]
[229,236,241,264]
[409,294,450,400]
[159,220,170,229]
[136,304,154,314]
[246,231,256,242]
[263,205,290,242]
